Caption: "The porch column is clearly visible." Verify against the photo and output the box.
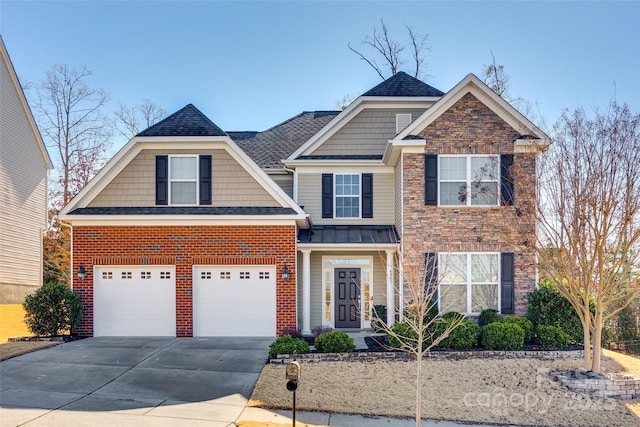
[386,249,395,326]
[301,249,312,336]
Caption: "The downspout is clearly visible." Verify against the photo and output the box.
[282,165,297,203]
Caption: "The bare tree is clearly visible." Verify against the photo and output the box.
[348,19,430,80]
[481,51,512,99]
[33,64,111,206]
[521,101,640,372]
[371,250,466,426]
[114,98,166,140]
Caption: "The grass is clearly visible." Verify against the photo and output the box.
[0,304,32,342]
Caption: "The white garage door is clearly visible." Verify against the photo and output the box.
[94,266,176,336]
[193,265,276,337]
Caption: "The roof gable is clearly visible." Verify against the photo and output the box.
[362,71,444,97]
[137,104,227,137]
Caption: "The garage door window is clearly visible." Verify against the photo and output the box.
[160,271,171,279]
[259,271,270,280]
[201,271,212,280]
[240,271,250,279]
[122,271,132,279]
[141,271,151,279]
[102,271,113,280]
[220,271,231,279]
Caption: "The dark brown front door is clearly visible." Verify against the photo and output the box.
[334,268,360,328]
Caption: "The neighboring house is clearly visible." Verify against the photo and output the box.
[0,36,53,304]
[60,71,550,337]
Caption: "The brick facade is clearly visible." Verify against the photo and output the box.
[72,224,297,337]
[402,92,538,316]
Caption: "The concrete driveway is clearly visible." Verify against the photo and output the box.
[0,336,272,426]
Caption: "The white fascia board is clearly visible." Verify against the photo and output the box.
[288,97,439,160]
[382,138,426,164]
[58,216,304,227]
[297,243,400,251]
[294,164,395,174]
[395,74,552,147]
[284,159,385,168]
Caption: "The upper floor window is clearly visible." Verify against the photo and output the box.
[170,156,198,205]
[425,154,513,207]
[438,155,500,206]
[156,155,212,206]
[322,173,373,219]
[335,174,360,218]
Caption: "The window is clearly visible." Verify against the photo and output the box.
[156,155,211,206]
[121,271,132,280]
[259,271,270,280]
[439,155,499,206]
[200,271,212,280]
[170,156,198,205]
[220,271,231,280]
[160,271,171,279]
[102,271,113,280]
[439,253,499,314]
[335,174,360,218]
[141,271,151,279]
[240,271,250,279]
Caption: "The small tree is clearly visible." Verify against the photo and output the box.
[523,101,640,372]
[371,250,466,426]
[23,282,82,336]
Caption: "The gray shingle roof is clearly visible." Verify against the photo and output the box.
[362,71,444,97]
[298,225,399,244]
[229,111,340,170]
[137,104,227,137]
[68,207,296,215]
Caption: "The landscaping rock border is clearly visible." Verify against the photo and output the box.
[553,369,640,400]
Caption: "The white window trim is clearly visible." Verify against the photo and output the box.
[438,155,500,207]
[438,252,501,315]
[168,154,199,206]
[334,173,362,219]
[321,256,373,329]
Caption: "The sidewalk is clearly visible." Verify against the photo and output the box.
[237,407,502,426]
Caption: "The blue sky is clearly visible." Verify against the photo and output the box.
[1,0,639,150]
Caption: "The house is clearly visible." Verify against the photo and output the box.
[59,71,550,337]
[0,35,53,304]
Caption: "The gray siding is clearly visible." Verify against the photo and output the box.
[297,171,395,225]
[270,173,293,198]
[310,109,427,156]
[89,149,280,207]
[0,48,48,302]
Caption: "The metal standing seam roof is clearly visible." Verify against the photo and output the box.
[298,225,400,245]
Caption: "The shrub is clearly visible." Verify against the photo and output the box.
[434,317,479,350]
[498,316,534,343]
[23,281,82,336]
[268,335,310,358]
[441,311,463,321]
[535,325,572,349]
[526,281,590,343]
[478,309,499,327]
[387,321,420,349]
[371,304,387,333]
[481,322,525,351]
[314,330,355,353]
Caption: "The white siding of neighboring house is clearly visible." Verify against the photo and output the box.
[297,168,395,225]
[0,38,51,303]
[309,109,427,157]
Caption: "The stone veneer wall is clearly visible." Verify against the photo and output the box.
[402,92,538,316]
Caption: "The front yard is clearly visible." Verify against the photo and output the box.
[249,350,640,426]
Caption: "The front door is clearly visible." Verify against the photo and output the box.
[334,268,361,328]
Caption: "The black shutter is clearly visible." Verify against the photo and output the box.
[500,154,514,206]
[501,252,515,314]
[199,155,212,205]
[362,173,373,218]
[156,155,168,205]
[424,154,438,205]
[321,174,333,218]
[425,252,439,308]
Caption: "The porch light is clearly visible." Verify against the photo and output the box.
[282,265,290,281]
[77,264,86,281]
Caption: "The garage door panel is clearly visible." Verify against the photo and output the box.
[94,266,176,337]
[194,266,276,337]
